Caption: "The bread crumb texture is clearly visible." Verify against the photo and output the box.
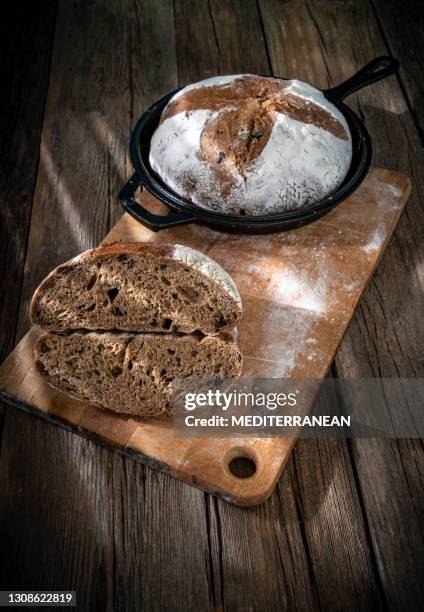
[35,331,242,418]
[31,243,242,334]
[31,243,243,417]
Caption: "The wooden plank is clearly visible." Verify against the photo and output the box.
[0,2,57,360]
[0,0,57,399]
[165,2,317,607]
[211,468,313,610]
[259,0,424,608]
[308,2,424,607]
[109,454,213,611]
[291,437,382,610]
[15,0,130,342]
[0,0,57,537]
[372,0,424,140]
[209,0,271,76]
[0,2,408,608]
[175,0,219,84]
[1,2,420,610]
[0,410,114,609]
[150,0,418,601]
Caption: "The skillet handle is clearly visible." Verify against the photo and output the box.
[324,56,399,102]
[119,174,198,232]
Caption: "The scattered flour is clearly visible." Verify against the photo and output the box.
[306,337,318,345]
[345,281,359,293]
[362,226,385,254]
[267,268,332,314]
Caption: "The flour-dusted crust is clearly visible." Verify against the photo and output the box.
[171,244,241,305]
[35,330,242,418]
[149,74,353,215]
[31,242,242,334]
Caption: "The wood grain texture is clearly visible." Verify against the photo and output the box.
[372,0,424,140]
[0,2,57,360]
[257,1,396,608]
[258,0,424,608]
[109,453,213,612]
[1,2,131,604]
[208,0,271,76]
[0,410,114,610]
[308,2,424,608]
[292,437,383,611]
[0,0,57,445]
[0,0,57,559]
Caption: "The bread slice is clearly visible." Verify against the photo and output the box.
[31,243,242,335]
[34,330,242,418]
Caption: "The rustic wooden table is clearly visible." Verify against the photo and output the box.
[1,1,423,610]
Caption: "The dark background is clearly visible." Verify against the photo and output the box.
[1,1,424,610]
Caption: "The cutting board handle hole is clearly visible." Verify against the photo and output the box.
[228,456,257,479]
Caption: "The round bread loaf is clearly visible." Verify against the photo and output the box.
[149,74,353,215]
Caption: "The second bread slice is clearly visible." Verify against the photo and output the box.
[35,330,242,417]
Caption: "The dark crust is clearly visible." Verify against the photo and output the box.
[162,75,348,140]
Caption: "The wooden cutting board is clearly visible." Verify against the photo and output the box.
[0,168,410,505]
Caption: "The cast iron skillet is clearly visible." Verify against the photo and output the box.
[119,57,399,234]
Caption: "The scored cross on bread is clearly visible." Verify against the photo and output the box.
[150,74,352,215]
